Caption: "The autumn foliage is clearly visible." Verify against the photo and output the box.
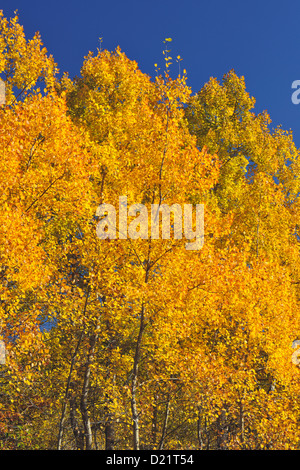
[0,12,299,450]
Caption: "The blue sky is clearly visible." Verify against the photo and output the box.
[2,0,300,146]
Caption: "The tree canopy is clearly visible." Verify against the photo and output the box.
[0,11,299,450]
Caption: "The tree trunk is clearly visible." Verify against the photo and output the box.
[151,394,158,449]
[57,330,84,450]
[158,394,170,450]
[104,315,116,450]
[105,411,116,450]
[131,303,145,450]
[57,287,89,450]
[131,246,151,450]
[239,401,245,448]
[197,406,204,450]
[69,397,84,450]
[80,332,98,450]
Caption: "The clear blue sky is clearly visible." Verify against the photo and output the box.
[2,0,300,146]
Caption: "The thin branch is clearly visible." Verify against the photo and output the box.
[25,171,65,213]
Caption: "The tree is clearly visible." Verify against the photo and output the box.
[0,12,299,449]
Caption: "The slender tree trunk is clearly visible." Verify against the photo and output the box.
[197,406,204,450]
[57,329,84,450]
[104,318,116,450]
[105,410,116,450]
[158,393,170,450]
[205,416,210,450]
[131,303,145,450]
[239,401,245,448]
[151,394,158,449]
[216,410,227,449]
[80,332,98,450]
[69,396,85,450]
[57,287,90,450]
[131,244,151,450]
